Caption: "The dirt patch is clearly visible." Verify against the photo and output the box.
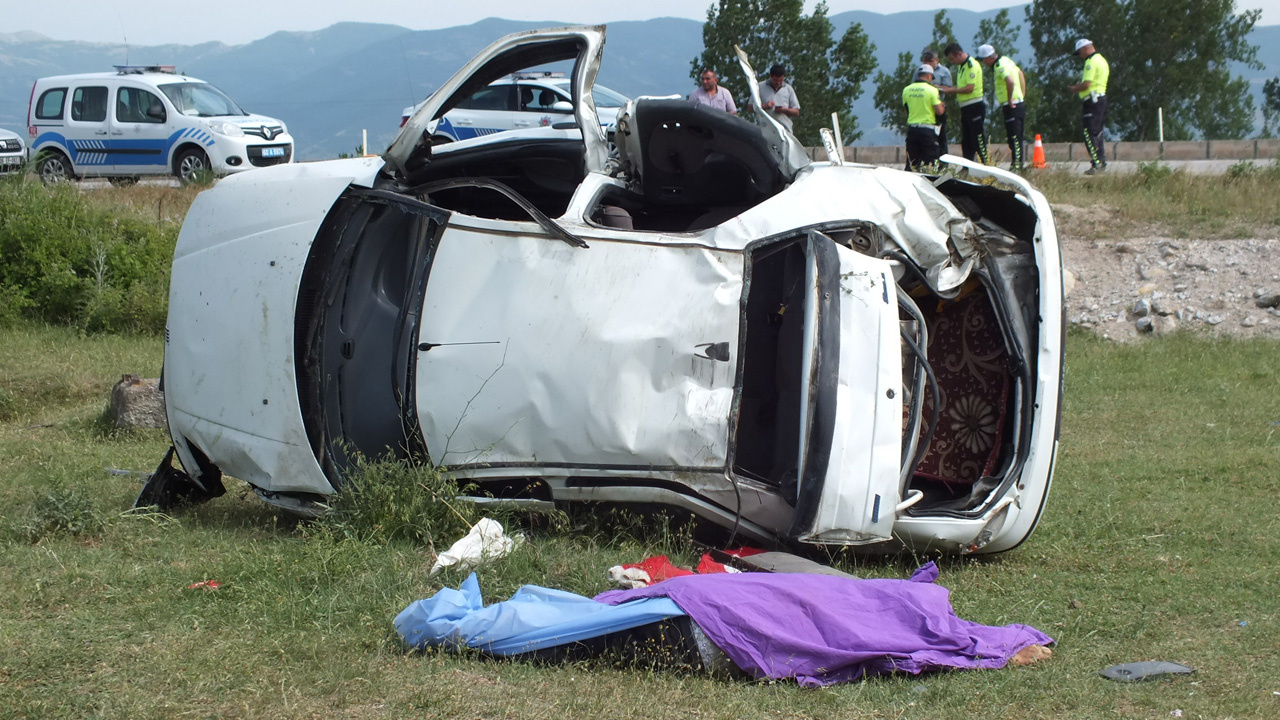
[1055,205,1280,340]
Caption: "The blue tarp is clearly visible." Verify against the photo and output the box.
[394,573,685,655]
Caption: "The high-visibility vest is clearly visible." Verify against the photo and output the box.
[1079,52,1109,99]
[994,56,1024,105]
[902,81,941,126]
[956,57,984,105]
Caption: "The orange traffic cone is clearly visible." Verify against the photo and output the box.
[1031,134,1047,169]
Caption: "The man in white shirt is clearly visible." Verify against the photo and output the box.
[758,64,800,133]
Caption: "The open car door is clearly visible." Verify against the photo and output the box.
[386,26,610,179]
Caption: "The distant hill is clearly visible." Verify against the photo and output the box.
[1,8,1276,158]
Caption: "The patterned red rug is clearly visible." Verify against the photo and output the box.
[913,289,1009,486]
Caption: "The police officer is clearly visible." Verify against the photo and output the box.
[942,43,988,165]
[1067,39,1109,174]
[921,49,952,156]
[978,44,1027,171]
[903,64,945,171]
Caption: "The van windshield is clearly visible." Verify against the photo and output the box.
[159,82,247,117]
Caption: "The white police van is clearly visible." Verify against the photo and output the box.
[27,65,294,184]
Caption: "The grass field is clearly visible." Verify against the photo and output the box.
[1,324,1278,719]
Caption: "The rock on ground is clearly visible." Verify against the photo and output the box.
[108,374,166,429]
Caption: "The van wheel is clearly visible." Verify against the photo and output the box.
[37,153,72,185]
[175,148,211,184]
[108,176,139,187]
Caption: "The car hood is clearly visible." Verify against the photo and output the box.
[164,158,383,495]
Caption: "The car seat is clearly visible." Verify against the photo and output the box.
[520,87,534,110]
[539,89,558,108]
[628,99,784,208]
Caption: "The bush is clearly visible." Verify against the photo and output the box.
[315,456,482,547]
[0,176,175,333]
[20,485,106,543]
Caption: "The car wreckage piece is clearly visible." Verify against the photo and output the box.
[140,25,1064,554]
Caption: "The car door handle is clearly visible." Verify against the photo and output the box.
[95,130,108,135]
[110,131,124,136]
[455,119,474,125]
[695,342,731,362]
[514,120,532,127]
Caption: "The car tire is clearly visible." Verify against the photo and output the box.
[37,152,73,185]
[108,176,139,187]
[175,148,211,184]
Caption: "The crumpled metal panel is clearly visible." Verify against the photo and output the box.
[415,227,741,470]
[706,165,975,291]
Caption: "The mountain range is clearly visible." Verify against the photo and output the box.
[2,6,1277,158]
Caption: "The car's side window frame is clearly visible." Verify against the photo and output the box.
[70,86,109,123]
[116,86,167,124]
[35,88,67,120]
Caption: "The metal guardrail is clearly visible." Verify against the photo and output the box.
[809,139,1280,165]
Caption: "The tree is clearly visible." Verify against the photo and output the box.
[1025,0,1261,144]
[871,11,957,139]
[1263,77,1280,138]
[693,0,876,145]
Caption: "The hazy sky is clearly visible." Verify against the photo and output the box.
[14,0,1280,46]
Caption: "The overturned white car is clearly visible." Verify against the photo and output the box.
[140,26,1063,554]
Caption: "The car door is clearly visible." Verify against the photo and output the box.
[66,84,112,175]
[111,84,172,175]
[389,26,609,177]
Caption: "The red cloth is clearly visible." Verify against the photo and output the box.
[625,548,766,585]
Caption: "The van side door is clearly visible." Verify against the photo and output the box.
[112,84,171,175]
[67,85,112,175]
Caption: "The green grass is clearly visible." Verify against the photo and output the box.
[1031,162,1280,239]
[1,323,1278,718]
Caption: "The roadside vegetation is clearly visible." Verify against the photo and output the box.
[1032,161,1280,240]
[0,175,197,333]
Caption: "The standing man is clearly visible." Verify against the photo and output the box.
[921,49,952,155]
[758,64,800,133]
[942,43,989,165]
[902,64,945,171]
[1067,39,1109,174]
[690,69,737,115]
[979,44,1027,171]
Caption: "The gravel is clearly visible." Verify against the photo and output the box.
[1053,204,1280,341]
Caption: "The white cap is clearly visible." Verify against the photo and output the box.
[1075,38,1093,51]
[975,44,996,59]
[916,64,935,77]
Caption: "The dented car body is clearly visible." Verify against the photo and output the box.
[144,26,1063,554]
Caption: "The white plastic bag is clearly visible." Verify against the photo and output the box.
[429,518,522,576]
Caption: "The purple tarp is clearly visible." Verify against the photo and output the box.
[594,562,1053,687]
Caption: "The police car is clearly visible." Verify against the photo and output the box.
[400,72,628,143]
[27,65,294,184]
[0,127,26,175]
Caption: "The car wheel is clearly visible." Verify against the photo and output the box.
[108,176,139,187]
[175,148,211,184]
[37,152,72,185]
